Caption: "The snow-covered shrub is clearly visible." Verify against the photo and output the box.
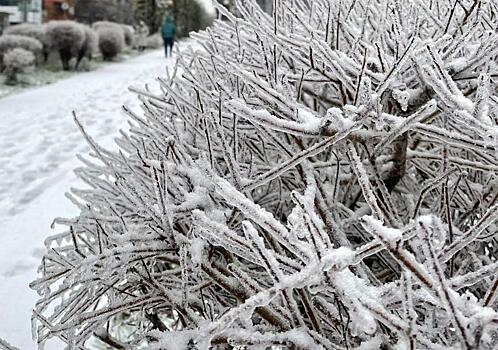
[0,34,42,66]
[4,23,50,60]
[31,1,498,349]
[92,21,125,36]
[76,25,98,69]
[3,48,35,84]
[92,21,118,30]
[4,23,46,43]
[45,20,85,70]
[145,33,162,48]
[121,24,135,47]
[97,26,125,60]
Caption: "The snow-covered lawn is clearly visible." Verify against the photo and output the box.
[0,48,174,349]
[0,50,147,100]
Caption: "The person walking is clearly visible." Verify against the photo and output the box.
[161,16,176,58]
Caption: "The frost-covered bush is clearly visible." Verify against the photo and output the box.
[4,23,50,60]
[3,48,35,84]
[0,34,42,66]
[32,1,498,349]
[45,20,85,70]
[145,33,162,49]
[97,26,125,60]
[4,23,46,44]
[92,21,126,59]
[121,24,135,47]
[92,21,124,35]
[76,25,98,69]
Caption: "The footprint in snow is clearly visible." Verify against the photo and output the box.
[21,170,38,184]
[16,186,44,206]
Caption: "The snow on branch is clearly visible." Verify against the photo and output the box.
[31,0,498,348]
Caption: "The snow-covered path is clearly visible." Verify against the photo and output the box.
[0,49,173,349]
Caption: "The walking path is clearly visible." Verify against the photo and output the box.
[0,48,176,349]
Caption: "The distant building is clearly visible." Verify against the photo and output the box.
[43,0,75,21]
[0,0,42,24]
[0,10,9,33]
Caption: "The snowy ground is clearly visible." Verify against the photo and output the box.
[0,50,146,100]
[0,48,176,349]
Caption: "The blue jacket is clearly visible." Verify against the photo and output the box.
[162,17,176,39]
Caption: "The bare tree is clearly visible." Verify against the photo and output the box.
[31,0,498,349]
[133,0,164,33]
[74,0,134,25]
